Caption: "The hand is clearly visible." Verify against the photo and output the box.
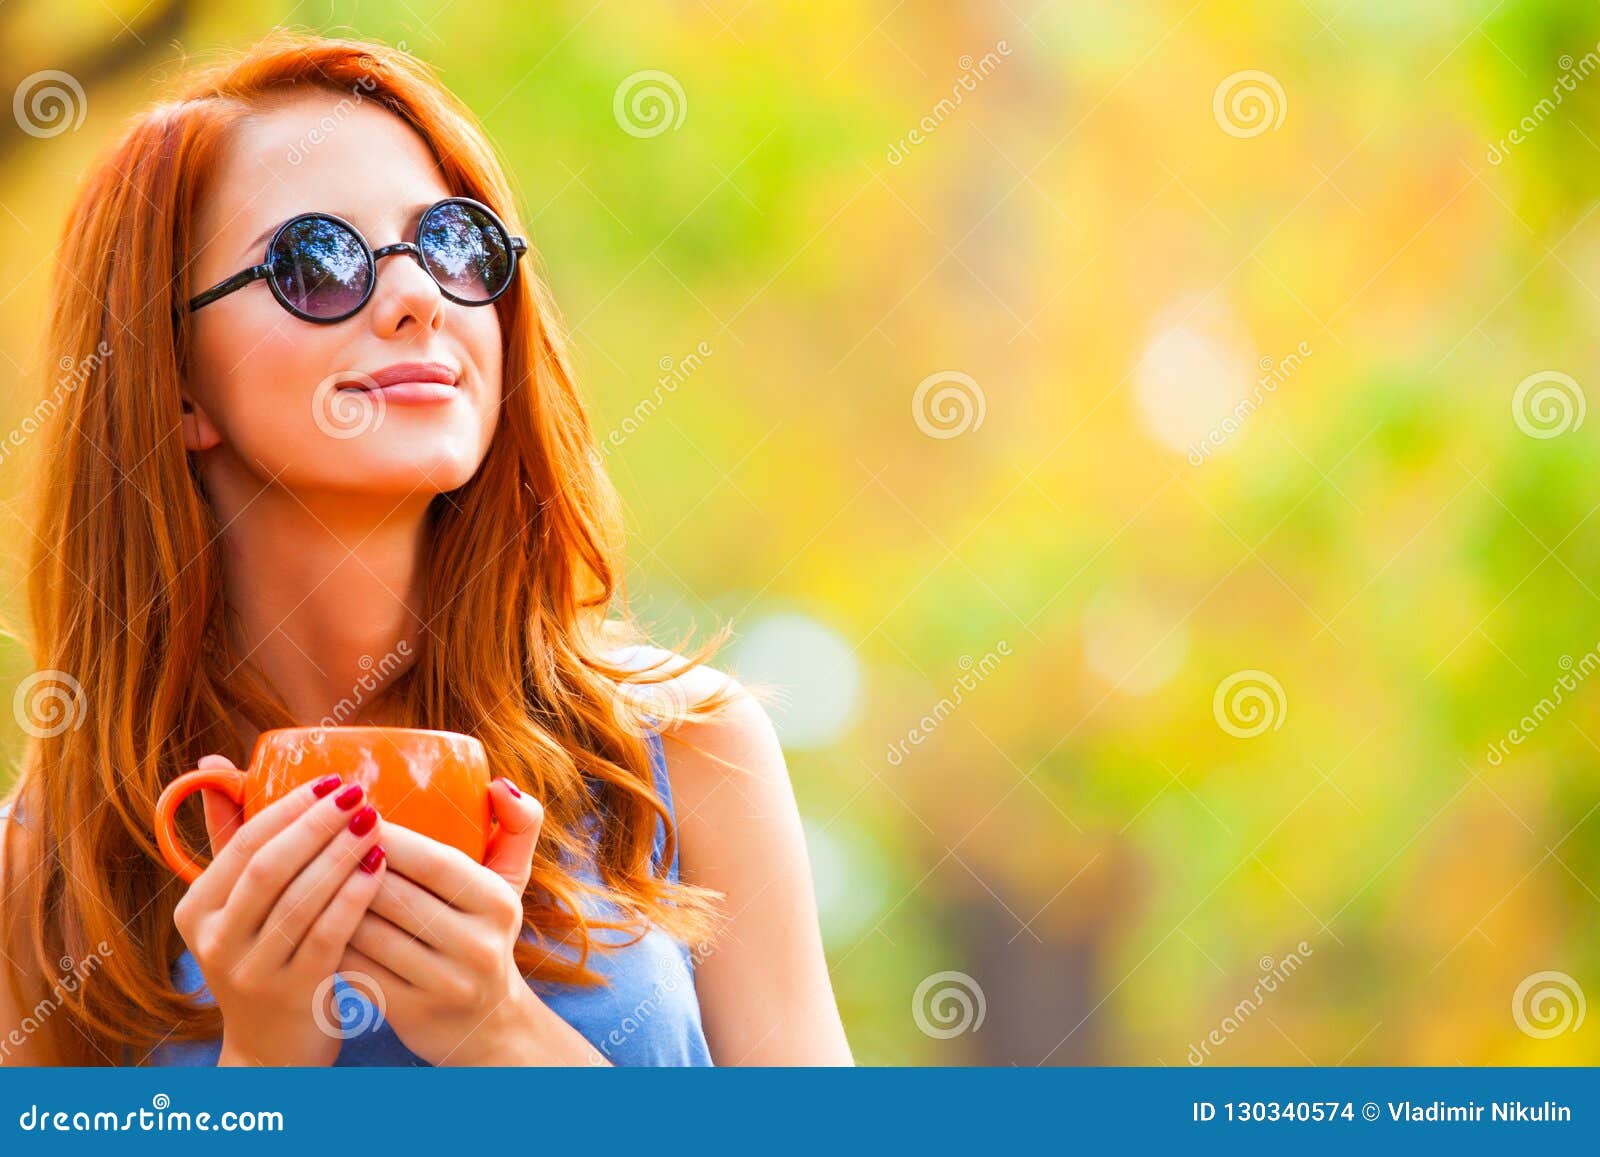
[336,776,565,1065]
[171,755,388,1066]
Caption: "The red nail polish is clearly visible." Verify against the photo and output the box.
[312,775,342,798]
[348,805,378,837]
[359,845,385,874]
[499,777,521,798]
[334,784,364,811]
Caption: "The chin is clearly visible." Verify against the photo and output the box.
[376,462,481,494]
[313,451,478,496]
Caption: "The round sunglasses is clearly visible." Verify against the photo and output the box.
[188,196,528,323]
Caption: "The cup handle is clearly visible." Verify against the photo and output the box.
[154,767,247,884]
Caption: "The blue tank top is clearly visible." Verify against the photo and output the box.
[0,729,713,1067]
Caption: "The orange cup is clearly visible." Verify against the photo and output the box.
[154,726,493,884]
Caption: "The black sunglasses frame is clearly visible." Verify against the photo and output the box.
[187,196,529,323]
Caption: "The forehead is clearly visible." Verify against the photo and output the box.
[200,91,451,258]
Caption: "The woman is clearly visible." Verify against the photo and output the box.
[0,32,851,1067]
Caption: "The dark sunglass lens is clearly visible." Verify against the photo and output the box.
[268,217,372,319]
[418,202,512,302]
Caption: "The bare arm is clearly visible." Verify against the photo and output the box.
[660,675,854,1066]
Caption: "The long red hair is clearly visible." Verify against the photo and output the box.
[1,31,736,1065]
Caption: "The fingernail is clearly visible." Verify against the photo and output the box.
[499,776,522,798]
[348,805,378,837]
[359,845,386,874]
[312,775,342,798]
[334,784,364,811]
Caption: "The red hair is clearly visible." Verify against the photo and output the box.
[1,30,736,1065]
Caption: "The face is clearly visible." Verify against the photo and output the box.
[183,91,503,509]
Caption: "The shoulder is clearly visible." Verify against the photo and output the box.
[0,796,37,901]
[604,646,787,790]
[587,632,799,884]
[0,793,60,1063]
[604,643,754,713]
[621,648,799,876]
[599,637,788,793]
[591,639,791,866]
[0,796,38,930]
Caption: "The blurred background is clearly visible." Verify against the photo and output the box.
[3,0,1599,1065]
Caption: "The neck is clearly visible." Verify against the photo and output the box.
[210,477,429,728]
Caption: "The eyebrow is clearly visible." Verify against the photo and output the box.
[239,201,439,258]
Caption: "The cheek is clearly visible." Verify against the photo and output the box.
[190,315,344,454]
[470,310,505,433]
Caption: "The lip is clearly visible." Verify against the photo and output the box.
[343,361,460,404]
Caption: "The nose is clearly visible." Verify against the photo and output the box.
[366,244,446,337]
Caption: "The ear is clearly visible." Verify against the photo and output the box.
[180,393,222,452]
